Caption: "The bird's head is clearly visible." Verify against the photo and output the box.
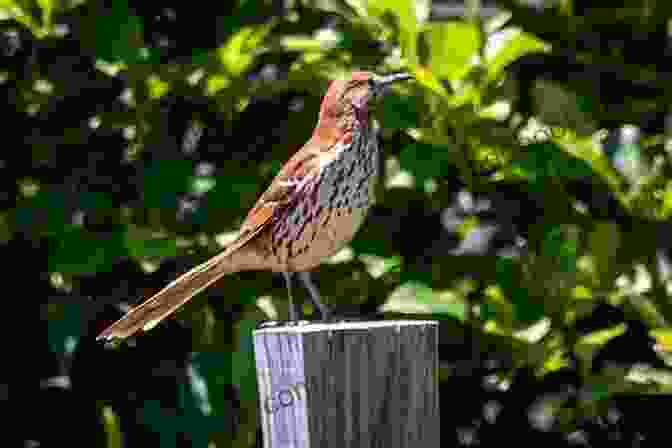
[314,71,412,142]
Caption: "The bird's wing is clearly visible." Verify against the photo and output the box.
[96,143,329,341]
[224,144,325,254]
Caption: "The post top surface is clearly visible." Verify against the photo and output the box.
[253,319,438,334]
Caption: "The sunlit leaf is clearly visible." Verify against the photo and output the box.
[426,22,480,82]
[0,0,43,36]
[218,23,274,76]
[147,75,170,99]
[659,181,672,218]
[102,406,123,448]
[626,364,672,386]
[542,347,571,374]
[447,83,481,108]
[191,175,217,196]
[513,317,551,343]
[412,65,450,98]
[482,285,515,325]
[382,280,466,320]
[485,27,549,82]
[571,285,593,300]
[281,36,322,52]
[651,328,672,353]
[358,254,401,278]
[578,324,626,346]
[554,132,627,207]
[206,75,231,96]
[366,0,418,64]
[36,0,52,28]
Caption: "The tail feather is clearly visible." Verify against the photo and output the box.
[97,251,237,341]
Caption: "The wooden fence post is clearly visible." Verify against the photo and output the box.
[254,320,439,448]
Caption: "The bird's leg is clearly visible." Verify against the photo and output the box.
[298,271,330,321]
[282,271,299,321]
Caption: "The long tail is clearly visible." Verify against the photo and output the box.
[97,251,239,341]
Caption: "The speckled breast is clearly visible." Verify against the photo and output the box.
[269,124,379,272]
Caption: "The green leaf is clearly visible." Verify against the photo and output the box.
[147,75,170,99]
[141,318,259,448]
[660,182,672,219]
[36,0,52,28]
[379,92,420,129]
[588,221,620,282]
[554,132,627,208]
[511,142,593,183]
[0,0,43,36]
[190,174,259,225]
[432,291,467,320]
[93,0,148,64]
[358,254,402,278]
[542,225,578,274]
[398,142,452,185]
[142,159,194,209]
[101,407,123,448]
[407,280,434,303]
[46,302,82,355]
[496,257,543,323]
[140,397,209,448]
[426,22,480,82]
[206,75,231,96]
[514,318,551,343]
[485,28,549,82]
[651,328,672,353]
[366,0,418,64]
[383,280,467,320]
[578,324,626,346]
[587,381,611,401]
[16,189,115,237]
[218,23,274,76]
[412,66,450,98]
[15,188,70,236]
[350,230,394,256]
[183,352,242,442]
[124,226,181,260]
[79,190,114,211]
[48,228,126,275]
[229,317,258,402]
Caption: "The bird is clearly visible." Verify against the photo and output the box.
[97,71,413,341]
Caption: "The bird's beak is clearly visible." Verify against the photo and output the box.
[371,72,413,97]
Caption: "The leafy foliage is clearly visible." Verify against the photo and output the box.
[6,0,672,447]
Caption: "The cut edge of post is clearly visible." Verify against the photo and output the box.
[254,319,438,334]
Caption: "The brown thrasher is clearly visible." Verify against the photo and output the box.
[97,71,412,341]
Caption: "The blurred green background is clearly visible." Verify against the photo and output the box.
[6,0,672,446]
